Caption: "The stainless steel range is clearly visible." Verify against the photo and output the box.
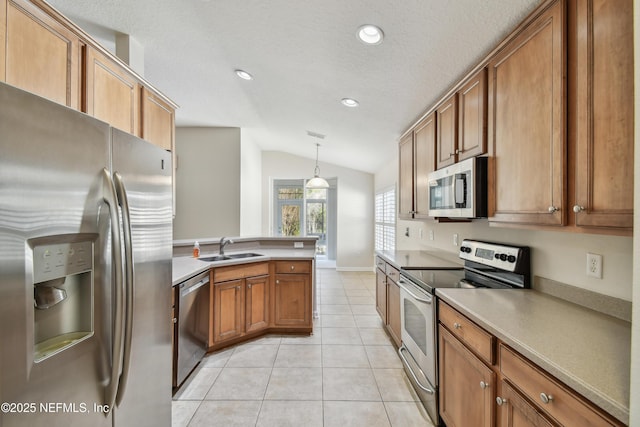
[397,239,530,426]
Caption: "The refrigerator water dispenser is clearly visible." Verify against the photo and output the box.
[31,238,94,362]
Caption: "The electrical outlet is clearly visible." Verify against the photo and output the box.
[294,242,304,249]
[453,233,459,246]
[586,253,603,279]
[429,230,434,241]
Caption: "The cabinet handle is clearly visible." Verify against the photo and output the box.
[496,397,507,406]
[453,322,461,329]
[540,393,554,404]
[480,381,489,389]
[573,205,585,213]
[548,206,559,213]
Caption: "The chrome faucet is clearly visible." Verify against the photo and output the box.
[219,237,234,256]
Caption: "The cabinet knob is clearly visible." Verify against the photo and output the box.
[236,286,240,291]
[172,318,177,324]
[247,284,252,289]
[479,381,489,389]
[276,280,280,284]
[453,322,461,329]
[291,265,295,271]
[547,206,559,213]
[496,397,508,406]
[573,205,585,213]
[539,393,554,404]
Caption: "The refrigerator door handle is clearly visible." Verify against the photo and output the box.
[113,171,134,406]
[102,168,126,413]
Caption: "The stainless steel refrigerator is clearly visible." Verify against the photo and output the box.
[0,82,172,426]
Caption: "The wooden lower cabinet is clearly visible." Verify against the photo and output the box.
[497,380,555,427]
[273,273,310,327]
[245,274,269,333]
[386,277,401,347]
[213,278,244,343]
[438,301,623,427]
[375,267,387,324]
[439,325,495,427]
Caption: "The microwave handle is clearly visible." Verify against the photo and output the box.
[454,174,466,205]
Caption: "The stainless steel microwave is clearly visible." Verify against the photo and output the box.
[427,157,487,218]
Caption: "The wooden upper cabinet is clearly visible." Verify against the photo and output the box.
[141,87,175,151]
[398,132,415,219]
[3,0,81,108]
[413,112,436,219]
[436,93,458,169]
[458,68,487,161]
[85,46,140,136]
[488,0,566,226]
[571,0,633,230]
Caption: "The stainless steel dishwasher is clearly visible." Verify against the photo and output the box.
[175,271,210,387]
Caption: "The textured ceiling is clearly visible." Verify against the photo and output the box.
[47,0,540,174]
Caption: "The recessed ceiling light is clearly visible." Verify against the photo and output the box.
[341,98,359,108]
[235,69,253,80]
[357,25,384,45]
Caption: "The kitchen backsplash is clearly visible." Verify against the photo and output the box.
[396,218,633,302]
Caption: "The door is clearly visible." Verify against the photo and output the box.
[497,380,555,427]
[4,0,81,108]
[375,268,387,324]
[111,129,172,426]
[0,83,112,427]
[305,188,327,255]
[245,275,269,333]
[488,0,565,225]
[439,326,495,427]
[386,278,401,347]
[436,93,458,169]
[458,68,487,160]
[398,132,414,219]
[214,279,244,342]
[413,112,436,219]
[275,182,304,236]
[274,274,310,326]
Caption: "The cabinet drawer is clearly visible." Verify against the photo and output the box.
[386,265,400,283]
[439,302,494,364]
[274,260,310,274]
[499,344,617,426]
[213,262,269,283]
[375,257,386,272]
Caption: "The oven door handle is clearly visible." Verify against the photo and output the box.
[398,279,432,304]
[398,345,435,395]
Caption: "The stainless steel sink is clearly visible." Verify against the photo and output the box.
[199,253,263,262]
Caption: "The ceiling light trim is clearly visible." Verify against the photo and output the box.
[341,98,360,108]
[357,24,384,45]
[235,69,253,80]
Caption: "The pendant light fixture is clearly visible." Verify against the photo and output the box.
[306,143,329,189]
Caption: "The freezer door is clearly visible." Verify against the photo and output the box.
[0,82,113,426]
[111,129,172,427]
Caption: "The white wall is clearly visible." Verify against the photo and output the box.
[262,151,374,270]
[173,127,241,240]
[240,131,263,236]
[628,0,639,423]
[374,154,634,301]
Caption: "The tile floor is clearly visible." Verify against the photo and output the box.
[172,269,434,427]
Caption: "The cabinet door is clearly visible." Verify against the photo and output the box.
[458,68,487,161]
[439,326,495,427]
[386,278,401,347]
[245,275,269,333]
[213,279,244,342]
[572,0,633,229]
[4,0,81,108]
[375,268,387,324]
[497,380,555,427]
[488,0,566,226]
[274,273,311,327]
[398,132,415,219]
[85,46,140,135]
[436,93,458,169]
[141,86,175,151]
[414,112,436,219]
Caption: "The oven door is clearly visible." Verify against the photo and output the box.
[397,276,438,424]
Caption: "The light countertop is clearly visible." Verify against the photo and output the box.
[436,288,630,425]
[173,248,316,286]
[376,249,463,270]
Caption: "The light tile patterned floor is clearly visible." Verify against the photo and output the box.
[172,269,434,427]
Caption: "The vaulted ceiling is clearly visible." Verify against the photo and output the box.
[48,0,540,173]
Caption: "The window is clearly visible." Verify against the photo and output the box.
[375,186,396,251]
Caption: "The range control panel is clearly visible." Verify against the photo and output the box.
[459,239,529,273]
